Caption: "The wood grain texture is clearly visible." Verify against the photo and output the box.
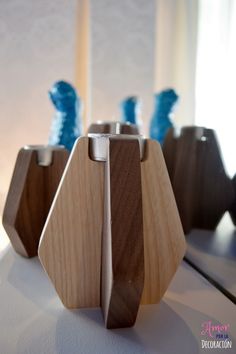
[2,148,69,257]
[161,128,177,182]
[163,128,198,234]
[162,127,234,234]
[38,137,185,324]
[38,137,104,308]
[101,138,144,329]
[141,139,186,304]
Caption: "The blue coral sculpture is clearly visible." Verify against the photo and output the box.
[150,89,179,145]
[120,96,139,125]
[48,80,82,151]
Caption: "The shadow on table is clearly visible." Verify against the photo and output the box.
[185,213,236,261]
[184,218,236,302]
[14,296,235,354]
[52,301,199,354]
[186,228,236,261]
[2,248,228,354]
[1,247,60,313]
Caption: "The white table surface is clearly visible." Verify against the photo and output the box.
[186,213,236,301]
[0,243,235,354]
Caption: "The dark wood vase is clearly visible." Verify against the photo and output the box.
[162,126,234,234]
[2,145,69,257]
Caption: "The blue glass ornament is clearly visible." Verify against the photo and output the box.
[48,80,82,151]
[120,96,139,125]
[150,89,179,145]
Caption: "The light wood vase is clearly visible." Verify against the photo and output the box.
[38,134,185,329]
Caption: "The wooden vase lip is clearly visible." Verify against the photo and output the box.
[24,145,64,151]
[174,126,215,141]
[88,133,145,162]
[88,121,139,135]
[24,145,65,166]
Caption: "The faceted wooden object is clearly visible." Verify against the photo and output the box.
[2,146,69,257]
[162,127,234,234]
[39,136,185,328]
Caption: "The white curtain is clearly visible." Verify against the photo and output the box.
[155,0,198,126]
[195,0,236,176]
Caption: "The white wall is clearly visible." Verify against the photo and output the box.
[89,0,156,134]
[0,0,77,214]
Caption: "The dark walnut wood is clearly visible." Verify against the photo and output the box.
[101,138,144,329]
[229,174,236,225]
[162,127,234,234]
[2,147,69,257]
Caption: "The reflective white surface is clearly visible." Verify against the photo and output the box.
[0,244,235,354]
[186,213,236,299]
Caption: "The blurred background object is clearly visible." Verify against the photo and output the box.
[228,174,236,226]
[149,88,179,145]
[48,80,82,151]
[120,96,140,126]
[162,126,234,234]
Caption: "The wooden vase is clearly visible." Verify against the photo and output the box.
[39,134,185,329]
[162,126,234,234]
[2,145,69,257]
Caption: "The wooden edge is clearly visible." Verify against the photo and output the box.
[2,149,36,257]
[102,138,144,328]
[38,137,104,308]
[141,139,186,305]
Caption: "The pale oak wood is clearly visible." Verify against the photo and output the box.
[38,137,104,308]
[141,139,186,304]
[101,138,144,329]
[38,137,185,325]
